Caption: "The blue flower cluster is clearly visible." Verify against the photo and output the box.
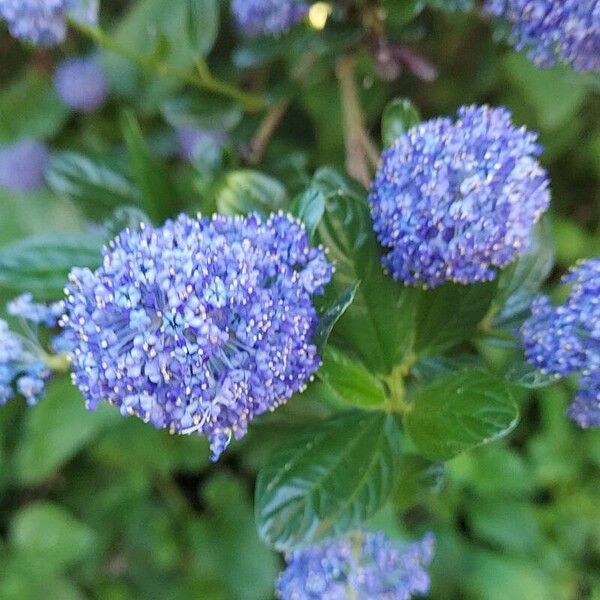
[0,139,49,193]
[369,105,550,288]
[0,294,64,405]
[277,531,435,600]
[231,0,309,37]
[521,258,600,428]
[485,0,600,72]
[54,56,108,113]
[0,0,98,46]
[62,213,333,460]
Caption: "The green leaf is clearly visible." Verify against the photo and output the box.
[314,168,419,374]
[188,0,219,57]
[14,378,118,485]
[504,360,559,389]
[121,110,175,223]
[405,369,519,460]
[313,284,358,352]
[414,281,497,357]
[0,232,103,300]
[0,71,69,142]
[290,188,326,239]
[10,502,97,574]
[381,98,421,147]
[46,152,141,214]
[216,170,288,215]
[392,455,445,509]
[318,346,387,409]
[161,94,242,131]
[256,411,400,551]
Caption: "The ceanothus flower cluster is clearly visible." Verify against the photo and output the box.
[62,212,333,460]
[0,0,98,46]
[277,531,435,600]
[54,56,108,113]
[369,105,550,288]
[0,294,64,406]
[521,258,600,428]
[485,0,600,73]
[0,139,49,193]
[231,0,309,37]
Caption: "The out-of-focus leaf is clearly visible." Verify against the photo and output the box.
[290,187,326,239]
[14,378,118,485]
[216,170,288,215]
[0,232,103,300]
[161,95,242,131]
[405,369,519,460]
[187,0,219,57]
[392,455,446,509]
[313,284,358,352]
[381,98,421,147]
[318,345,387,409]
[256,411,400,550]
[504,359,559,389]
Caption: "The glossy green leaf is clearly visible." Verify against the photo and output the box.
[504,360,559,389]
[405,369,519,460]
[414,281,497,357]
[121,110,175,223]
[0,232,103,299]
[392,455,446,509]
[313,283,358,352]
[13,378,118,485]
[188,0,219,57]
[256,411,401,551]
[46,152,141,213]
[290,187,326,239]
[314,168,419,374]
[381,98,421,147]
[216,170,288,215]
[318,346,387,409]
[161,94,243,131]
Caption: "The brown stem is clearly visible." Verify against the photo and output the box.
[336,55,375,188]
[248,99,290,165]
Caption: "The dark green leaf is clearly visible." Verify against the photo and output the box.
[392,455,445,509]
[46,152,141,213]
[314,168,419,374]
[290,188,326,239]
[504,360,559,389]
[187,0,219,57]
[121,110,175,223]
[101,206,152,239]
[405,369,519,460]
[13,378,118,485]
[381,98,421,147]
[313,284,358,352]
[161,94,242,131]
[318,346,387,409]
[256,411,400,550]
[414,281,497,357]
[216,170,288,215]
[0,233,103,299]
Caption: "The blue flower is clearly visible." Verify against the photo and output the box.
[177,127,226,167]
[369,105,550,288]
[485,0,600,72]
[62,213,333,460]
[277,531,435,600]
[0,139,49,193]
[521,258,600,428]
[7,293,64,327]
[231,0,309,37]
[0,0,98,46]
[54,56,108,112]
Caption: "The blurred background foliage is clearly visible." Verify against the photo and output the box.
[0,0,599,598]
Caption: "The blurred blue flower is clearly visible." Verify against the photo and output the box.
[62,213,333,460]
[369,105,550,288]
[521,258,600,428]
[177,126,226,168]
[7,293,64,328]
[231,0,309,37]
[0,0,98,46]
[54,56,108,112]
[0,139,49,193]
[277,531,435,600]
[485,0,600,72]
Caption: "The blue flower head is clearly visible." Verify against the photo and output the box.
[369,105,550,288]
[485,0,600,72]
[54,56,108,113]
[62,213,333,460]
[0,139,49,193]
[231,0,309,37]
[521,258,600,428]
[277,531,435,600]
[0,0,98,46]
